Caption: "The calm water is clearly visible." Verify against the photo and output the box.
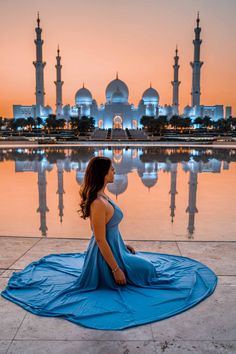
[0,146,235,241]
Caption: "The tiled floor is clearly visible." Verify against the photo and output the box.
[0,236,235,354]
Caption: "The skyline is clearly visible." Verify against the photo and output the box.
[1,0,236,118]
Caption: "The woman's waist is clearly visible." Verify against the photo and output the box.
[91,225,119,239]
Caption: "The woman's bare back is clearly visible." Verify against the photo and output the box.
[89,196,114,232]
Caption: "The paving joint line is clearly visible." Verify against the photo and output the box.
[6,312,28,354]
[6,238,42,270]
[176,241,182,256]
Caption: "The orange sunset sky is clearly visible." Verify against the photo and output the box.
[0,0,236,118]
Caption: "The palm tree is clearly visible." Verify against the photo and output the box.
[56,118,66,130]
[156,115,168,135]
[70,116,80,131]
[180,117,191,129]
[45,114,57,133]
[194,117,203,126]
[78,116,95,135]
[215,118,232,133]
[27,117,36,132]
[169,115,180,130]
[15,118,27,134]
[140,116,155,131]
[202,116,212,129]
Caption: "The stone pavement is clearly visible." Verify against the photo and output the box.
[0,236,235,354]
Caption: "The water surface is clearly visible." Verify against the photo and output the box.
[0,146,235,241]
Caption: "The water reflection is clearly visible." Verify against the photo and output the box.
[0,147,235,240]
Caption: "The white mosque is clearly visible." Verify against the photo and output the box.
[69,78,161,129]
[13,13,230,124]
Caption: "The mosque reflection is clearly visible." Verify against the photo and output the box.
[1,147,235,239]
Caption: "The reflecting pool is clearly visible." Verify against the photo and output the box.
[0,146,235,241]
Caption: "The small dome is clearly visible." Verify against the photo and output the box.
[107,174,128,196]
[43,105,53,115]
[75,86,92,105]
[141,171,158,188]
[111,87,125,103]
[106,75,129,103]
[76,171,85,185]
[142,87,159,104]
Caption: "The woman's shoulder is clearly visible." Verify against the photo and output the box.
[90,198,108,224]
[90,197,107,211]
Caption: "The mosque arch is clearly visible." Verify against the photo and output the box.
[113,115,123,129]
[132,120,138,129]
[98,119,103,128]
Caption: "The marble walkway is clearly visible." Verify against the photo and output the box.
[0,236,235,354]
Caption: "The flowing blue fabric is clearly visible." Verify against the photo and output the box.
[1,198,217,330]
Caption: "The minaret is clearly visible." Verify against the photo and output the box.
[171,46,180,115]
[186,171,198,239]
[56,161,65,223]
[54,46,64,118]
[33,13,46,118]
[169,163,178,223]
[190,13,203,107]
[36,163,49,237]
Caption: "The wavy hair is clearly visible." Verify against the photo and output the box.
[78,156,112,219]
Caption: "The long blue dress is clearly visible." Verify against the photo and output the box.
[1,197,217,330]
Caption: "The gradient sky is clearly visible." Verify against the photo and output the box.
[0,0,236,118]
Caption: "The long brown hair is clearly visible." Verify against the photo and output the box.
[78,156,112,219]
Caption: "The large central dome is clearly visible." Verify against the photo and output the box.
[105,75,129,103]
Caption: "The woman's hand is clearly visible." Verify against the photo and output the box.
[113,268,127,285]
[126,244,136,254]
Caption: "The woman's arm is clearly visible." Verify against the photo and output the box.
[91,199,118,271]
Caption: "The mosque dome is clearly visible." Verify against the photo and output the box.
[106,75,129,103]
[43,105,53,115]
[111,87,125,103]
[76,171,85,185]
[75,86,92,105]
[141,171,158,188]
[142,86,159,104]
[107,174,128,196]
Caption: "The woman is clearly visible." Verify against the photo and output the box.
[77,156,161,292]
[1,156,217,331]
[79,156,135,286]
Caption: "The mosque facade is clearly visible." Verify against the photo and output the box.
[13,14,229,124]
[70,78,161,129]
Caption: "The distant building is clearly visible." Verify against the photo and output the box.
[225,106,232,119]
[13,104,52,120]
[13,105,36,120]
[183,105,224,121]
